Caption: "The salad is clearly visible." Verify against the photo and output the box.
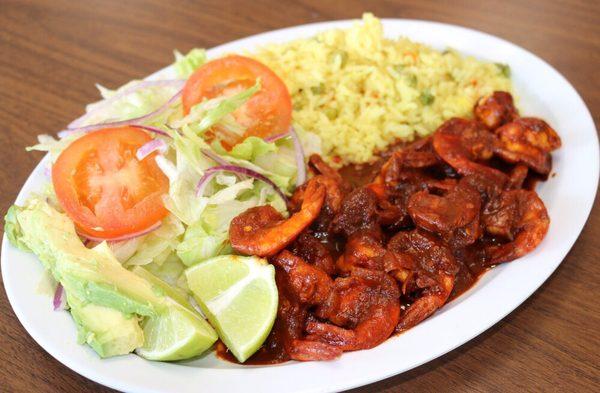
[5,49,319,362]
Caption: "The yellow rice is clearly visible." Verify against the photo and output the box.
[252,13,513,166]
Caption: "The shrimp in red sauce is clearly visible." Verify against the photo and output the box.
[482,189,550,264]
[473,91,519,130]
[230,180,325,257]
[494,118,562,175]
[225,90,559,364]
[305,268,401,351]
[408,177,482,248]
[432,118,508,185]
[386,230,459,332]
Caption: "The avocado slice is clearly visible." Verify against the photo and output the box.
[68,293,144,358]
[10,199,217,359]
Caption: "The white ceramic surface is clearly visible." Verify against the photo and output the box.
[2,19,598,393]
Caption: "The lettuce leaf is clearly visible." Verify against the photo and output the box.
[228,136,277,161]
[27,133,85,162]
[110,215,184,266]
[294,124,323,157]
[4,205,30,252]
[143,253,188,288]
[210,143,295,192]
[173,48,207,78]
[157,152,209,227]
[79,81,182,128]
[176,221,229,266]
[253,143,298,180]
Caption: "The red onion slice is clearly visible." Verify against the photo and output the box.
[136,139,168,161]
[78,221,162,242]
[196,165,288,203]
[262,127,306,187]
[58,90,183,138]
[288,127,306,187]
[53,283,66,311]
[68,80,185,129]
[264,132,290,143]
[130,125,171,137]
[201,148,230,166]
[195,172,218,197]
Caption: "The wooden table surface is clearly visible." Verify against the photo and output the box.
[1,0,598,391]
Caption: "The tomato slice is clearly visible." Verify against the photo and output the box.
[182,55,292,143]
[52,127,169,239]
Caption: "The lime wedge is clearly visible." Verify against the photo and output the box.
[131,266,194,312]
[185,255,278,363]
[136,299,218,361]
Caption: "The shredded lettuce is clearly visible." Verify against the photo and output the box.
[206,132,297,192]
[228,136,277,161]
[154,80,295,230]
[173,48,207,78]
[176,221,229,266]
[158,150,209,226]
[254,143,298,180]
[170,80,260,136]
[27,133,85,162]
[214,150,294,192]
[81,81,181,128]
[294,124,323,157]
[4,205,30,252]
[110,215,184,267]
[144,253,188,287]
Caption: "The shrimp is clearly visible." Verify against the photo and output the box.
[270,251,343,361]
[229,180,325,257]
[366,180,419,230]
[292,155,347,234]
[507,164,529,190]
[370,176,458,230]
[272,250,333,306]
[270,266,342,361]
[388,137,439,169]
[330,187,380,237]
[407,177,482,248]
[373,138,439,186]
[289,175,345,234]
[386,230,458,333]
[460,171,504,204]
[432,118,508,185]
[482,189,550,264]
[308,154,347,186]
[473,91,519,130]
[494,118,562,175]
[285,339,342,361]
[336,228,387,274]
[367,138,458,230]
[290,232,336,275]
[290,175,344,213]
[304,268,400,351]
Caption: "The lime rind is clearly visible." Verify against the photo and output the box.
[136,299,218,361]
[185,255,278,362]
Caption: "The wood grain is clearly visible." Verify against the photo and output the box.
[0,0,598,391]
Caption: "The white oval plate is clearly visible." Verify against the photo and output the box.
[2,18,598,393]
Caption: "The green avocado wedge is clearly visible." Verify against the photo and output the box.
[8,198,217,360]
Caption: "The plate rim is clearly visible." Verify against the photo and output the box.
[2,17,598,393]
